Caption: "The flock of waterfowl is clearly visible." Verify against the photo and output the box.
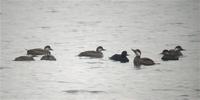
[14,45,185,68]
[14,45,56,61]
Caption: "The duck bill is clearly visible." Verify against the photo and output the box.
[131,49,136,53]
[49,48,53,51]
[127,54,130,56]
[131,49,141,56]
[181,49,185,51]
[102,49,106,51]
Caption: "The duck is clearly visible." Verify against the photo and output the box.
[161,46,185,57]
[78,46,106,58]
[40,52,56,61]
[109,51,129,63]
[161,49,179,61]
[14,55,35,61]
[26,45,53,56]
[131,49,156,68]
[169,46,185,57]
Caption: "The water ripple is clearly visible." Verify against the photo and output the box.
[152,88,181,91]
[0,67,11,70]
[86,62,104,64]
[63,89,105,94]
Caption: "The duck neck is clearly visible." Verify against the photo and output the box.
[121,55,127,58]
[96,50,102,53]
[45,51,51,56]
[134,55,141,67]
[135,55,140,59]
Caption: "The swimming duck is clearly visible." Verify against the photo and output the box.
[14,55,35,61]
[78,46,106,58]
[161,46,185,57]
[40,52,56,61]
[27,45,53,56]
[169,46,185,57]
[131,49,156,67]
[109,51,129,63]
[161,50,179,61]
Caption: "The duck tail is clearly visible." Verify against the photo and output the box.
[25,49,30,55]
[155,62,161,65]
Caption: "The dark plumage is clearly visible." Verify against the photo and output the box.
[161,46,185,59]
[131,49,156,68]
[27,45,53,56]
[40,52,56,61]
[40,55,56,61]
[140,57,155,65]
[161,50,179,61]
[14,56,35,61]
[109,51,129,63]
[78,46,106,58]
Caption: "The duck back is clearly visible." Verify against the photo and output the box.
[41,55,56,61]
[110,54,129,63]
[161,54,179,61]
[78,51,103,58]
[27,49,50,55]
[169,49,183,57]
[14,56,34,61]
[140,57,155,65]
[110,54,120,60]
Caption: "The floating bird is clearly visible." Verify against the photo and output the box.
[27,45,53,56]
[14,55,35,61]
[161,46,185,57]
[41,52,56,61]
[109,51,129,63]
[168,46,185,57]
[78,46,106,58]
[131,49,156,68]
[161,49,179,61]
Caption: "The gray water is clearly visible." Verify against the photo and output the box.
[0,0,200,100]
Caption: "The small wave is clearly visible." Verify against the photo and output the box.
[194,89,200,91]
[56,81,83,85]
[46,9,59,13]
[152,88,180,91]
[190,40,200,43]
[168,22,184,25]
[86,62,104,64]
[0,67,10,70]
[89,67,103,69]
[40,26,50,29]
[77,21,102,26]
[183,34,198,37]
[154,69,173,72]
[57,81,74,83]
[63,89,105,94]
[180,94,189,97]
[97,40,108,43]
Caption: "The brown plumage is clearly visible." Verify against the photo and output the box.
[27,45,53,56]
[131,49,156,68]
[78,46,106,58]
[14,56,34,61]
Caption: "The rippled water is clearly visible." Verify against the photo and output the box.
[1,0,200,100]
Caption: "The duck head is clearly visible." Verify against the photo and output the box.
[160,49,169,55]
[44,50,51,56]
[96,46,106,52]
[44,45,53,51]
[121,51,129,57]
[131,49,141,56]
[175,46,185,51]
